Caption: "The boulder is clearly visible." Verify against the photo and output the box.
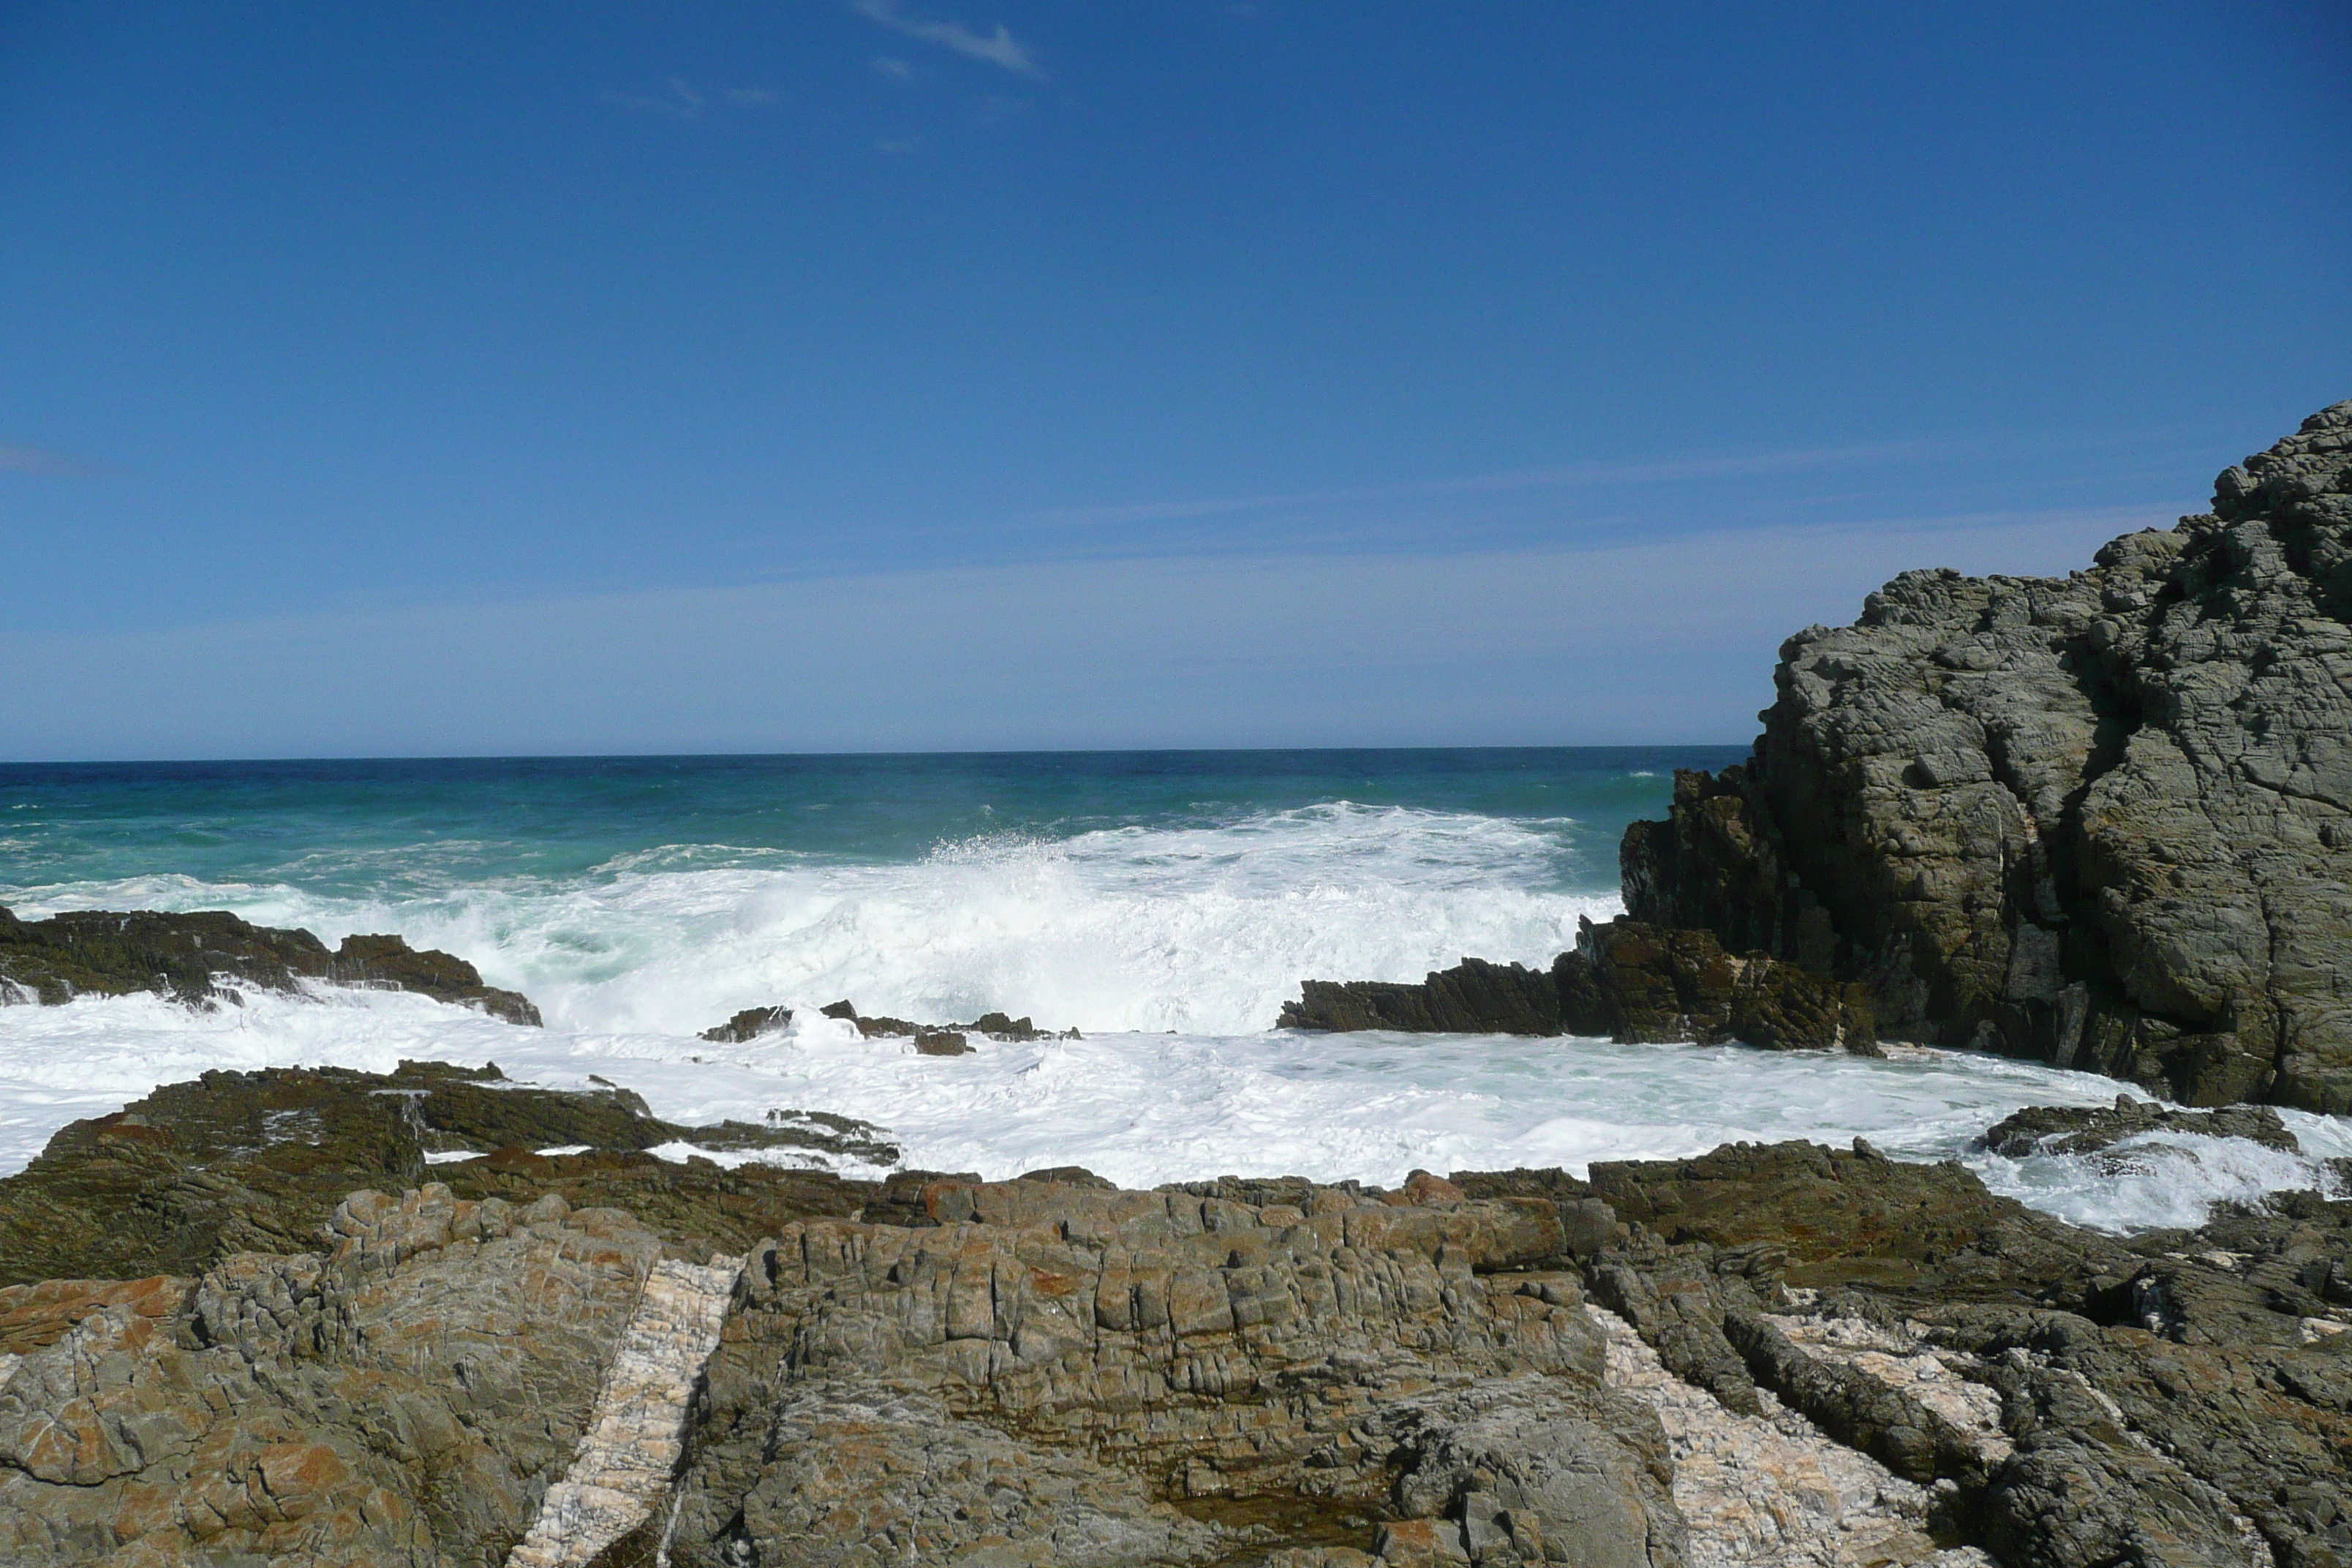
[0,1185,665,1567]
[657,1174,1676,1568]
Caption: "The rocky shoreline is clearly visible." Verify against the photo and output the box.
[4,402,2351,1564]
[0,1064,2347,1566]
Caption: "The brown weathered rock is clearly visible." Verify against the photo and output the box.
[697,1004,791,1043]
[812,997,1079,1043]
[1279,956,1566,1035]
[1623,402,2352,1109]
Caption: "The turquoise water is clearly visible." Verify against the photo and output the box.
[0,748,1738,906]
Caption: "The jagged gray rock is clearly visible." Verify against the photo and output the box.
[1622,400,2352,1107]
[0,1185,661,1567]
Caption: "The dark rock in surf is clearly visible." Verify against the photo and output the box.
[816,997,1080,1043]
[1558,917,1877,1052]
[701,1003,793,1042]
[1278,954,1566,1034]
[1280,923,1874,1052]
[0,904,541,1024]
[1978,1093,2300,1157]
[323,930,542,1024]
[1621,401,2352,1109]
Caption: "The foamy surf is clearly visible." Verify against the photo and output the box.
[7,775,2348,1235]
[4,985,2345,1234]
[5,804,1619,1037]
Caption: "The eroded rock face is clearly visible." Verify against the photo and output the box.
[0,1186,663,1567]
[1,1144,2348,1566]
[1624,402,2352,1108]
[660,1174,1685,1568]
[0,906,542,1023]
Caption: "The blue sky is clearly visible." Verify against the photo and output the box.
[3,1,2347,758]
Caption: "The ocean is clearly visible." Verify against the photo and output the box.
[3,748,2342,1231]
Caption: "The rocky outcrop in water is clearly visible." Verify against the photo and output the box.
[0,905,542,1024]
[3,1068,2351,1565]
[1978,1094,2301,1158]
[815,995,1081,1043]
[1623,402,2352,1109]
[1281,924,1875,1052]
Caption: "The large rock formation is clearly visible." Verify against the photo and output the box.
[1620,401,2352,1107]
[1286,403,2352,1104]
[0,1185,670,1567]
[0,906,542,1024]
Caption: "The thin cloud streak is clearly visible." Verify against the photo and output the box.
[852,0,1044,78]
[1030,441,1944,527]
[606,79,778,118]
[0,444,94,475]
[0,507,2157,758]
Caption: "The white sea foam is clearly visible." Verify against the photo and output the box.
[7,804,1617,1038]
[6,802,2349,1233]
[4,984,2345,1232]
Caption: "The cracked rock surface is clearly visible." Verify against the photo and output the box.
[4,1070,2351,1566]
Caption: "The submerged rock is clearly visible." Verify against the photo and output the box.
[1622,402,2352,1109]
[0,905,541,1023]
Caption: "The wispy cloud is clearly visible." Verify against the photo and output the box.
[606,78,780,118]
[1029,442,1942,528]
[0,443,94,476]
[852,0,1044,78]
[872,55,915,80]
